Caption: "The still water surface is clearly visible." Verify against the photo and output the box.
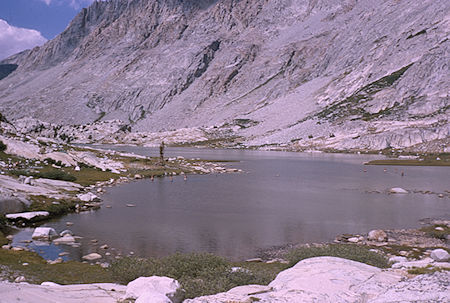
[13,147,449,260]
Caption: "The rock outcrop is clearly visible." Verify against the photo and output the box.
[185,257,450,303]
[0,0,448,152]
[1,257,449,302]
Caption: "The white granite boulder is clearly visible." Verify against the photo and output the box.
[77,192,99,202]
[31,227,57,240]
[185,257,403,302]
[430,249,450,262]
[389,187,408,194]
[124,276,183,303]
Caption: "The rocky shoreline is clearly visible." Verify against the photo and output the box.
[0,221,448,302]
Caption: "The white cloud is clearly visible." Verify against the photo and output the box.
[39,0,97,9]
[0,19,47,60]
[68,0,97,9]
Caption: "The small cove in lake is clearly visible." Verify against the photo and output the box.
[13,147,449,261]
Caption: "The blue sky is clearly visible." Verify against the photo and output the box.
[0,0,96,60]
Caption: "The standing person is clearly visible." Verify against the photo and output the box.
[159,141,165,166]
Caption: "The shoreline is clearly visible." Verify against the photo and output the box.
[0,219,448,301]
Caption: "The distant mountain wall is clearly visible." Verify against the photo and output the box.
[0,0,448,151]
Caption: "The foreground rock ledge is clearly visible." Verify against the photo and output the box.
[1,257,449,303]
[185,257,449,303]
[0,283,126,303]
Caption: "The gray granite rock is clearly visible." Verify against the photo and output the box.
[0,0,448,152]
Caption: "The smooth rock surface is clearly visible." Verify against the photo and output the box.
[0,282,125,303]
[124,276,183,303]
[185,256,450,303]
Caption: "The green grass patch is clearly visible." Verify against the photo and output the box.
[285,244,390,268]
[0,151,21,162]
[0,230,8,246]
[65,167,119,186]
[0,140,6,152]
[408,265,450,275]
[9,168,77,182]
[38,170,77,182]
[0,249,114,284]
[373,244,426,260]
[27,196,78,217]
[420,225,450,240]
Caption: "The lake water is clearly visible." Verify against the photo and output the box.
[12,147,450,261]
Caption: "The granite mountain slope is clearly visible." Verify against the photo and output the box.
[0,0,448,151]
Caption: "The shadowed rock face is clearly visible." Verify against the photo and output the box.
[0,64,18,80]
[0,0,448,151]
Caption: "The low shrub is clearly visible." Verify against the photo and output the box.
[109,257,159,284]
[285,244,390,268]
[9,169,76,182]
[420,225,450,240]
[37,170,76,182]
[110,252,281,299]
[0,140,6,152]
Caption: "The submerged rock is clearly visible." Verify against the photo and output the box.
[82,253,102,261]
[53,235,76,245]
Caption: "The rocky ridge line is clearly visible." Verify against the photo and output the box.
[0,0,448,152]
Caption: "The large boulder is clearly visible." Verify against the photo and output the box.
[124,276,183,303]
[0,193,30,214]
[184,257,450,303]
[31,227,57,240]
[430,249,450,262]
[368,230,388,242]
